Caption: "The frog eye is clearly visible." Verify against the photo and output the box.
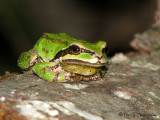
[70,45,81,54]
[102,45,109,54]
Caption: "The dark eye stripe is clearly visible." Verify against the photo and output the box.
[81,48,91,53]
[52,46,94,61]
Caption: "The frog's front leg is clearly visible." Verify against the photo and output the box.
[18,49,38,70]
[32,62,67,82]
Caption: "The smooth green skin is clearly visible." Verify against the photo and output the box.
[18,33,107,82]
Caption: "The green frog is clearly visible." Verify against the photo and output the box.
[17,33,108,82]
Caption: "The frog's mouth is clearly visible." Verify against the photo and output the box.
[60,59,106,76]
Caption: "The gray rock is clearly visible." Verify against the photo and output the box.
[0,52,160,120]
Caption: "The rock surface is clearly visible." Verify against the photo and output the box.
[0,52,160,120]
[130,29,160,52]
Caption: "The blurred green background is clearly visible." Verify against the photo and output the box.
[0,0,156,75]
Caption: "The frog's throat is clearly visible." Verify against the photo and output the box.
[60,59,106,76]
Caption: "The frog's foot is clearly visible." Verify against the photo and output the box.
[50,71,101,82]
[33,62,57,82]
[32,62,70,82]
[62,72,102,82]
[18,49,38,70]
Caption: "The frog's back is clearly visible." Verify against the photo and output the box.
[33,33,106,61]
[33,33,72,62]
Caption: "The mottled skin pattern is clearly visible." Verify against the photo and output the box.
[18,33,108,82]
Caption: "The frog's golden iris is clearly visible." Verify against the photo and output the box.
[70,45,81,55]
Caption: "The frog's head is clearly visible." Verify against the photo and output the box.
[59,41,108,65]
[55,37,108,76]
